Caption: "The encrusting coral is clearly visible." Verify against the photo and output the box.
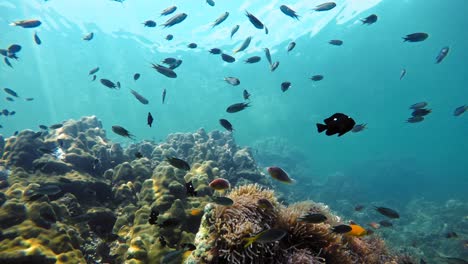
[186,184,407,264]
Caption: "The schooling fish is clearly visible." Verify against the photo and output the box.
[234,36,252,54]
[89,67,99,75]
[403,32,429,42]
[245,11,264,29]
[185,181,197,197]
[410,102,428,109]
[34,32,42,45]
[281,82,291,92]
[133,73,140,81]
[187,43,197,49]
[231,25,240,39]
[100,79,117,89]
[374,206,400,219]
[49,123,63,129]
[287,42,296,53]
[270,61,279,72]
[162,13,187,28]
[453,105,467,116]
[206,0,215,6]
[400,69,407,80]
[226,102,250,113]
[267,166,295,184]
[221,53,235,63]
[112,125,135,139]
[435,46,449,64]
[166,157,190,171]
[130,89,149,104]
[163,57,177,65]
[4,88,19,97]
[6,97,14,102]
[147,112,153,127]
[331,224,352,234]
[317,113,356,137]
[243,89,251,100]
[225,77,240,86]
[168,59,183,70]
[313,2,336,11]
[329,39,343,46]
[212,12,229,28]
[361,14,378,25]
[280,5,300,20]
[8,44,21,54]
[166,34,173,41]
[143,20,156,27]
[412,108,431,117]
[310,75,324,81]
[83,32,94,41]
[407,116,424,123]
[209,48,222,54]
[10,19,42,28]
[151,63,177,78]
[351,124,367,132]
[219,119,234,132]
[162,89,167,104]
[244,229,287,248]
[209,178,230,190]
[91,75,96,81]
[161,6,177,16]
[264,48,272,65]
[245,56,261,64]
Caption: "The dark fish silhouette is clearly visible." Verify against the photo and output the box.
[49,123,63,129]
[329,39,343,46]
[225,77,240,86]
[165,34,173,41]
[209,48,222,54]
[243,89,251,100]
[4,88,19,97]
[264,48,272,65]
[361,14,378,25]
[133,73,140,80]
[403,33,428,42]
[407,116,424,123]
[10,19,41,28]
[91,75,96,81]
[219,119,234,132]
[245,56,261,64]
[287,42,296,53]
[8,44,21,54]
[148,208,159,225]
[411,108,431,117]
[89,67,99,75]
[143,20,156,27]
[162,57,177,65]
[270,61,279,72]
[147,112,153,127]
[245,11,264,29]
[280,5,300,20]
[162,88,167,104]
[226,102,250,113]
[186,181,197,197]
[211,196,234,206]
[135,152,143,159]
[162,13,187,28]
[151,63,177,78]
[206,0,215,6]
[331,224,352,234]
[168,59,182,70]
[100,79,117,89]
[166,157,190,171]
[34,32,42,45]
[310,75,324,81]
[317,113,356,136]
[112,125,135,139]
[221,53,235,63]
[298,213,327,223]
[187,43,197,49]
[435,46,449,64]
[374,206,400,219]
[400,69,406,80]
[130,89,149,104]
[281,82,291,92]
[453,105,467,116]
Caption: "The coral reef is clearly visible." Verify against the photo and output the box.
[0,116,267,263]
[186,184,406,264]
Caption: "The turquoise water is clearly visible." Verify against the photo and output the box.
[1,0,467,204]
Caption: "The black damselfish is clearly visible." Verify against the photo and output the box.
[317,113,355,137]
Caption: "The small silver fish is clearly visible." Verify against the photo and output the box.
[212,12,229,28]
[400,69,406,80]
[231,25,240,38]
[234,36,252,54]
[83,32,94,41]
[264,48,272,65]
[224,77,240,86]
[287,42,296,53]
[270,61,279,72]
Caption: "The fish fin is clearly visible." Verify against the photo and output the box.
[243,236,257,248]
[316,123,327,133]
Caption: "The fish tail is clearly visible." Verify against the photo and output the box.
[9,22,17,26]
[316,123,327,133]
[402,37,408,42]
[243,236,257,248]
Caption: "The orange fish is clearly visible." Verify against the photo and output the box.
[347,224,367,237]
[190,209,203,216]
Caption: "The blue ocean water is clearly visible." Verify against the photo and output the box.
[1,0,467,211]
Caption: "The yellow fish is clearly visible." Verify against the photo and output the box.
[189,209,203,216]
[347,224,367,237]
